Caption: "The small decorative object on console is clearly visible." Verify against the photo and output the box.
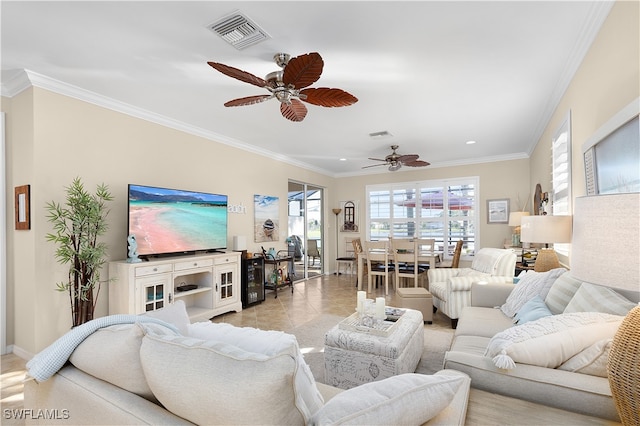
[126,234,142,264]
[176,284,198,292]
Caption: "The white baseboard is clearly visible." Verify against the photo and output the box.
[10,344,34,361]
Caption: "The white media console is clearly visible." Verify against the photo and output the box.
[108,251,242,322]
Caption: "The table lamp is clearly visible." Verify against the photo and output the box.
[520,215,572,272]
[508,211,530,247]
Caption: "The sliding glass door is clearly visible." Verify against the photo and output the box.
[287,181,324,279]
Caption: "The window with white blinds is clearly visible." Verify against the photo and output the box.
[551,111,572,255]
[366,177,479,259]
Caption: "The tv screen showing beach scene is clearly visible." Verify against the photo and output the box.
[128,184,228,256]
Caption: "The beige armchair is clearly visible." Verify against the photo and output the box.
[428,248,516,328]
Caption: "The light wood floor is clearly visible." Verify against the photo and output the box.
[1,273,620,425]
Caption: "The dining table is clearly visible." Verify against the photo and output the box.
[356,249,441,292]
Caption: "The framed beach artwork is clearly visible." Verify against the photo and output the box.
[487,199,509,224]
[254,194,279,242]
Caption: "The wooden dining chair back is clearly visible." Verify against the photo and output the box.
[439,240,463,268]
[363,240,391,294]
[392,239,426,288]
[351,238,367,287]
[336,238,356,275]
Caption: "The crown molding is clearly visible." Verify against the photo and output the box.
[1,69,329,175]
[526,0,615,156]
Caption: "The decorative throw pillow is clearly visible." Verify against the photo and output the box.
[69,322,178,401]
[513,296,552,324]
[563,282,636,316]
[188,321,324,418]
[558,338,612,377]
[544,271,583,314]
[500,268,566,318]
[309,373,465,426]
[485,312,623,370]
[140,332,311,425]
[141,299,190,335]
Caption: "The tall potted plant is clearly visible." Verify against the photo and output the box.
[46,177,114,327]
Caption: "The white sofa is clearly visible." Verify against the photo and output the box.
[442,269,639,421]
[24,301,472,425]
[428,248,516,328]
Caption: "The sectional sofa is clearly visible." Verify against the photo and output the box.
[442,269,639,421]
[23,301,472,425]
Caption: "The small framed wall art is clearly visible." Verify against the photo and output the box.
[487,198,509,224]
[15,184,31,230]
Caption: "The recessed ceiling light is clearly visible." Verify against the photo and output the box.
[339,158,347,161]
[466,140,477,145]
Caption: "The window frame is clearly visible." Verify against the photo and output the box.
[365,176,479,260]
[551,111,572,257]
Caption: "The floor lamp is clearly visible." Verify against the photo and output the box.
[332,208,342,274]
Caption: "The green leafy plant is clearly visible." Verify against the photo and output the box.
[45,177,114,327]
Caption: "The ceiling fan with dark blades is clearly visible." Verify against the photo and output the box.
[363,145,430,171]
[207,52,358,122]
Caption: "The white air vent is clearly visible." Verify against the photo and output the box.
[369,131,393,138]
[208,12,270,50]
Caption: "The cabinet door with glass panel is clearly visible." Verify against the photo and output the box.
[215,262,239,308]
[137,273,172,313]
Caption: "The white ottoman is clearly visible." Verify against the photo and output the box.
[323,309,424,389]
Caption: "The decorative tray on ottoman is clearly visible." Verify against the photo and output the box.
[338,308,406,337]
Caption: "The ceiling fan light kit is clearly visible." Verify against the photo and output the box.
[208,52,358,122]
[363,145,430,172]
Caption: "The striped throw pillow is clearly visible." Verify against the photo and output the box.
[545,272,582,314]
[564,282,636,316]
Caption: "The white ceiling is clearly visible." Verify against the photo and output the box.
[1,1,613,177]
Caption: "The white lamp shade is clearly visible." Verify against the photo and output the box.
[508,211,530,226]
[521,215,572,244]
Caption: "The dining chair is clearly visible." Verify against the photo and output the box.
[363,240,391,294]
[336,238,356,276]
[438,240,463,269]
[307,239,321,266]
[351,238,364,287]
[392,238,427,289]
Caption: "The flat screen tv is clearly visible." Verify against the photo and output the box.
[128,184,228,257]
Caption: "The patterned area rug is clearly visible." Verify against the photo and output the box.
[291,311,455,384]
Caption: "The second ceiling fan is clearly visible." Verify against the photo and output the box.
[208,52,358,122]
[363,145,430,172]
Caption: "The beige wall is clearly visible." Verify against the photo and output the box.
[331,159,531,254]
[530,0,639,199]
[3,0,637,355]
[529,0,639,264]
[4,87,335,355]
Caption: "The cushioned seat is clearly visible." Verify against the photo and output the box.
[428,248,516,328]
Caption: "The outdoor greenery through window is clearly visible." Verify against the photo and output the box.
[366,177,479,259]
